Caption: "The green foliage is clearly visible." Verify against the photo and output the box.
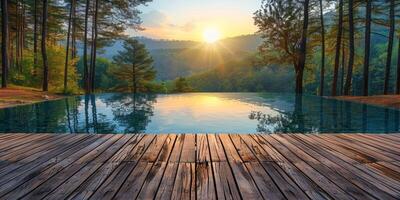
[172,77,193,93]
[8,45,80,94]
[186,55,295,92]
[110,39,156,92]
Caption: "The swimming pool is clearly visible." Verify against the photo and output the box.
[0,93,398,133]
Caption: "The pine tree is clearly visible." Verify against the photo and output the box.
[41,0,49,91]
[111,38,156,93]
[331,0,343,96]
[344,0,355,95]
[384,0,394,94]
[362,0,372,96]
[319,0,325,96]
[1,0,9,88]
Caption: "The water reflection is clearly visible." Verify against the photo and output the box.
[106,93,156,133]
[248,94,400,133]
[0,93,399,133]
[0,93,156,133]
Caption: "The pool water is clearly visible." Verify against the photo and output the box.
[0,93,398,134]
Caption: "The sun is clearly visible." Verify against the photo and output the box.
[203,28,221,44]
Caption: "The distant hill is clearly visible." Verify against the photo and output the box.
[99,34,263,80]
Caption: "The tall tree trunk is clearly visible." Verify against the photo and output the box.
[90,0,99,93]
[64,0,74,93]
[319,0,325,96]
[33,0,38,74]
[296,0,309,94]
[15,2,20,71]
[396,38,400,94]
[20,0,25,69]
[344,0,355,95]
[41,0,48,91]
[71,0,76,59]
[340,44,346,95]
[384,0,394,94]
[362,0,371,96]
[331,0,343,96]
[1,0,9,88]
[83,0,90,93]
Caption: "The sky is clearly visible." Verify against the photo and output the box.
[131,0,261,41]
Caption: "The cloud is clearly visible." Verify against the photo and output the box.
[141,10,197,33]
[141,10,169,28]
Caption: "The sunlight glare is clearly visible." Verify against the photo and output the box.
[203,28,221,44]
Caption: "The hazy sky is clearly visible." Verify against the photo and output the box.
[132,0,261,41]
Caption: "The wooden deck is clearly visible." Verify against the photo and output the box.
[0,134,399,199]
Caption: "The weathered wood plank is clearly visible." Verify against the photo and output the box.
[170,163,195,200]
[218,134,263,199]
[251,135,331,199]
[230,134,286,200]
[0,133,398,200]
[136,134,177,200]
[0,134,92,184]
[113,135,169,199]
[0,135,112,199]
[154,135,185,200]
[180,134,196,163]
[87,135,157,200]
[207,134,241,200]
[24,135,132,200]
[239,134,309,200]
[62,135,145,200]
[296,134,400,196]
[278,134,395,200]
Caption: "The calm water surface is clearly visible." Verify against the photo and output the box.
[0,93,399,133]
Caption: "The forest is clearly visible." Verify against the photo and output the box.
[1,0,400,96]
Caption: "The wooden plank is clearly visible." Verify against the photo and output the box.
[321,135,398,162]
[358,134,400,150]
[341,135,400,156]
[113,162,154,200]
[180,134,195,163]
[278,134,395,200]
[239,134,309,200]
[0,135,87,177]
[1,135,118,199]
[0,134,113,198]
[196,134,216,200]
[0,134,35,149]
[265,135,355,199]
[218,134,262,199]
[170,163,196,200]
[211,162,241,200]
[22,135,132,200]
[87,135,157,200]
[207,134,241,200]
[154,135,185,199]
[113,135,169,199]
[295,134,400,195]
[196,134,211,163]
[196,163,216,200]
[230,134,286,200]
[251,135,331,199]
[136,134,177,199]
[0,134,72,170]
[59,135,145,200]
[0,133,398,199]
[208,134,227,162]
[0,134,53,158]
[0,134,91,182]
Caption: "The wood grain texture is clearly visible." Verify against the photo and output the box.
[0,133,398,199]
